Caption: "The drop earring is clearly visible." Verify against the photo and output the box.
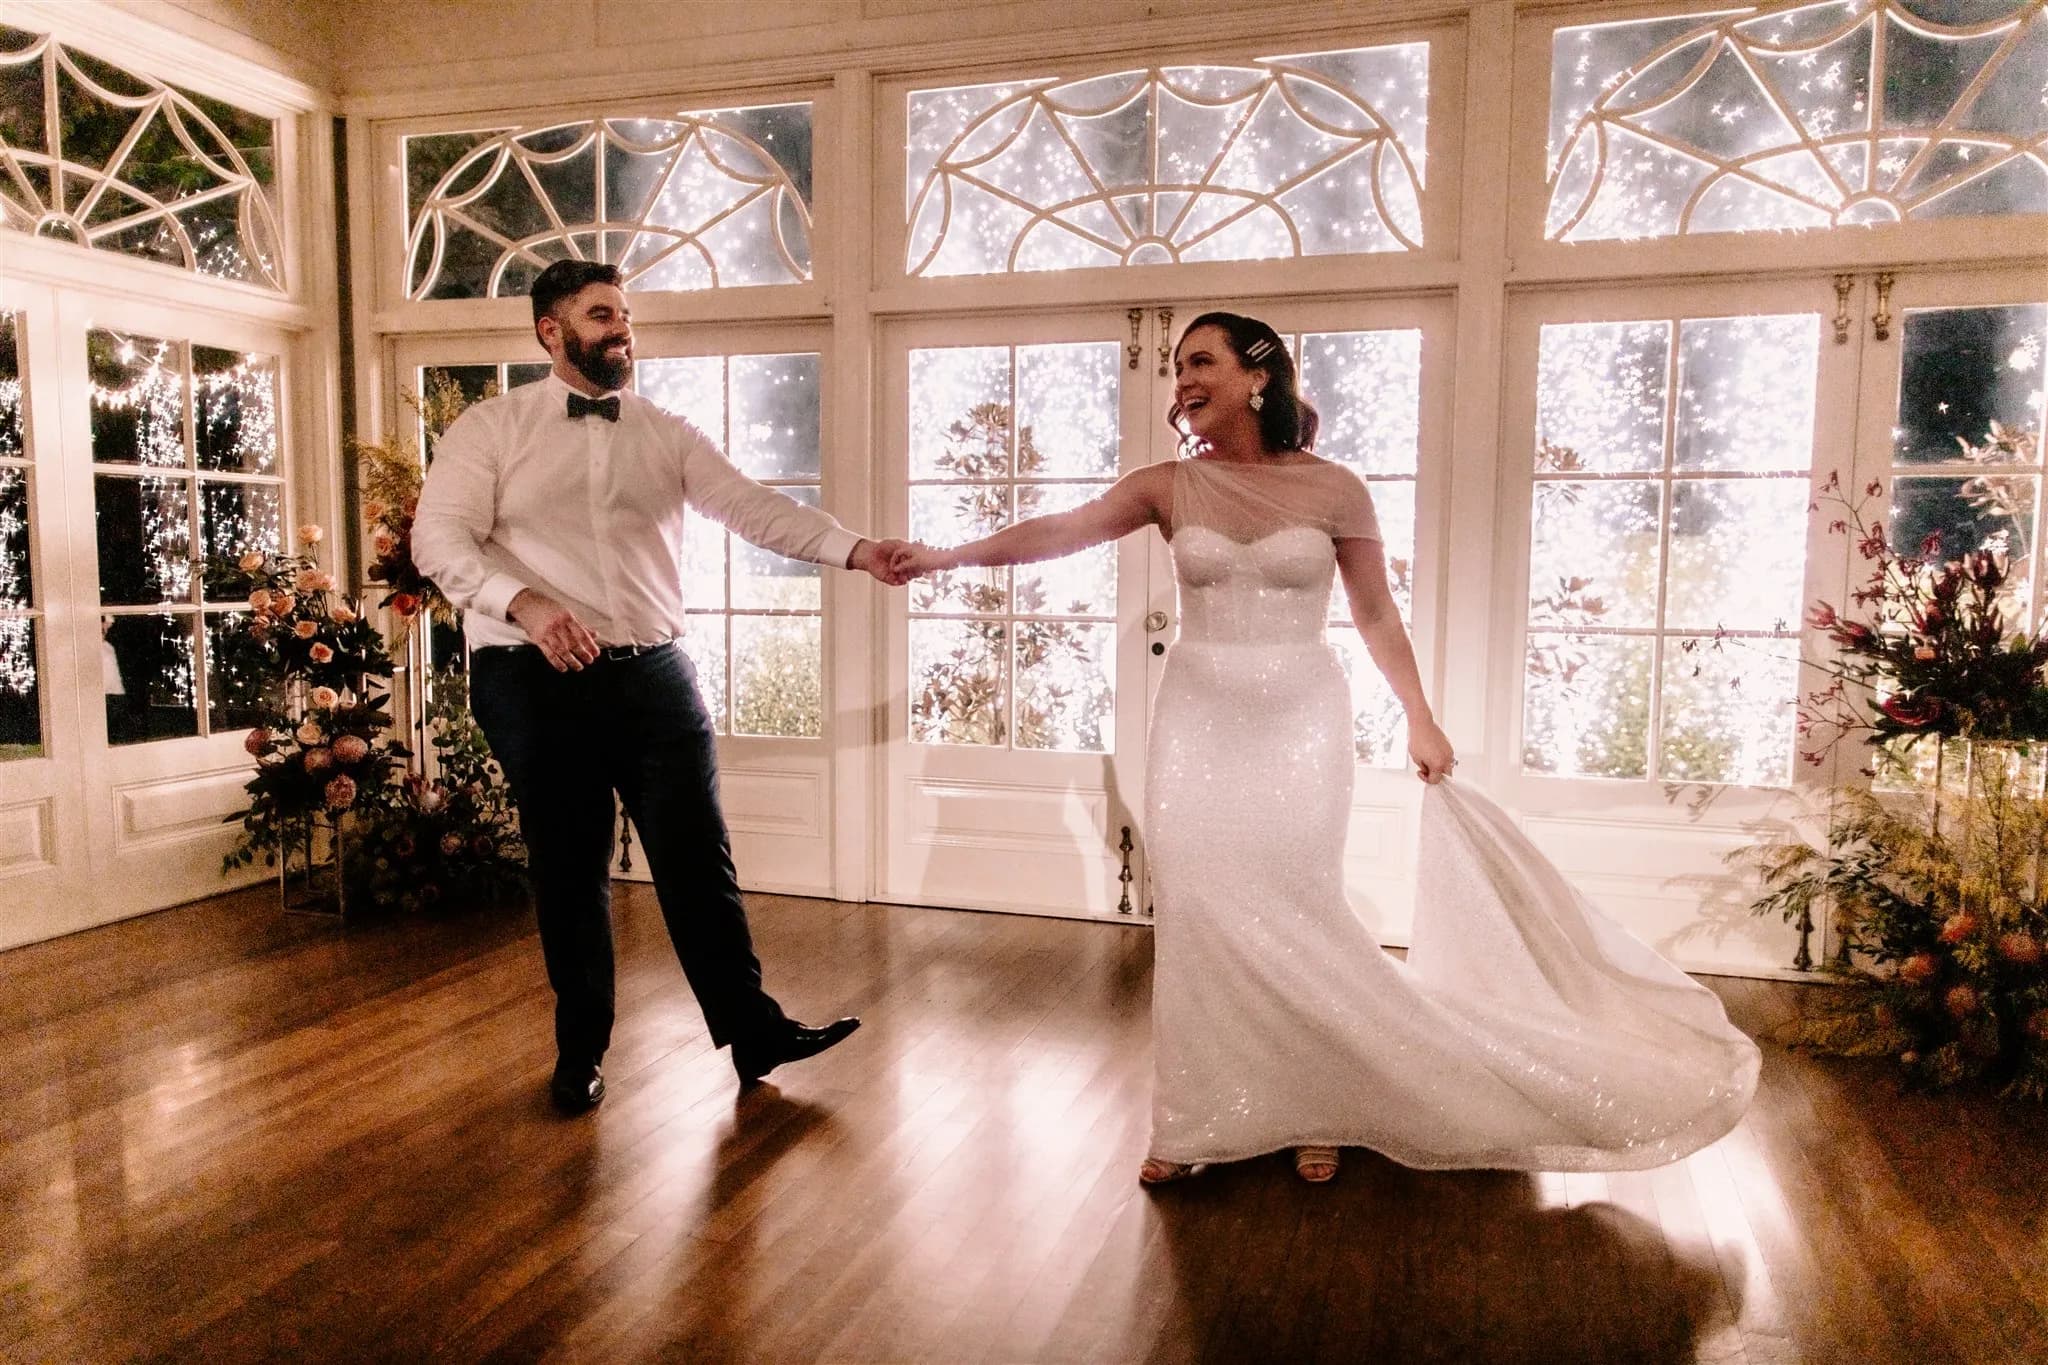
[1248,391,1265,411]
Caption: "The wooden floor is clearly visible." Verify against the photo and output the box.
[2,886,2041,1364]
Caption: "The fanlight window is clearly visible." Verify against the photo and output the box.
[404,105,814,300]
[0,27,282,289]
[1547,1,2048,242]
[906,43,1429,278]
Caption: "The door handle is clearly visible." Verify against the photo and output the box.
[1144,610,1170,632]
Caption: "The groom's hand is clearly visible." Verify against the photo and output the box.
[509,589,600,671]
[849,538,917,587]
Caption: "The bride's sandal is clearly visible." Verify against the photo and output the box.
[1139,1157,1206,1185]
[1294,1146,1339,1183]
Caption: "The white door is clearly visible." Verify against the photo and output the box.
[877,297,1454,931]
[1492,276,1868,974]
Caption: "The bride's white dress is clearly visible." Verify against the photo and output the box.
[1146,457,1760,1171]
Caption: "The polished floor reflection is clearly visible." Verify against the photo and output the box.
[1,884,2039,1363]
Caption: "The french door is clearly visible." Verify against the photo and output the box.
[876,296,1454,933]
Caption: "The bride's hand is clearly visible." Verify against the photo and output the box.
[890,542,953,579]
[1407,716,1456,785]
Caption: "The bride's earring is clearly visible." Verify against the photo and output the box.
[1248,390,1265,411]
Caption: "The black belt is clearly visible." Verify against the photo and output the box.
[593,638,676,662]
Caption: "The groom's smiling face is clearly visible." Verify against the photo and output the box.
[546,283,635,392]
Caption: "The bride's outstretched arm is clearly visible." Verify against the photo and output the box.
[896,464,1168,575]
[1335,537,1456,783]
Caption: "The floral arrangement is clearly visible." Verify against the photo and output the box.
[356,670,524,913]
[356,373,486,631]
[1738,465,2048,1098]
[212,523,395,694]
[223,696,410,875]
[1797,470,2048,764]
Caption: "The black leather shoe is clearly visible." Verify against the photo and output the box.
[733,1017,860,1085]
[550,1060,605,1114]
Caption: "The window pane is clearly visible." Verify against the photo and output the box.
[1675,315,1820,472]
[681,614,728,734]
[103,612,197,744]
[89,329,186,467]
[1015,482,1116,617]
[1,35,282,287]
[194,346,279,473]
[205,610,268,732]
[0,616,39,760]
[1,466,28,608]
[1524,632,1652,780]
[908,44,1429,277]
[731,487,821,611]
[0,309,21,456]
[1891,473,2037,620]
[1894,303,2047,466]
[1665,479,1811,632]
[731,613,820,738]
[911,617,1006,746]
[638,354,724,438]
[729,353,820,480]
[1529,481,1663,629]
[910,346,1010,480]
[96,474,191,604]
[1013,619,1113,752]
[1536,321,1669,474]
[199,480,282,590]
[1329,627,1406,767]
[1548,4,2048,242]
[1016,342,1120,478]
[404,105,813,300]
[1660,636,1799,787]
[1302,329,1423,476]
[910,484,1007,613]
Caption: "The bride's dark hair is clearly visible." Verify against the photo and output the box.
[1167,311,1320,454]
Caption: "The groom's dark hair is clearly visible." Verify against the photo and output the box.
[531,260,624,341]
[1168,311,1321,456]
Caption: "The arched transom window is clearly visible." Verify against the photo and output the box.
[906,43,1430,278]
[1547,0,2048,242]
[403,105,814,300]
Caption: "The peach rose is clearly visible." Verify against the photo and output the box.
[297,523,324,546]
[294,620,319,639]
[238,550,267,573]
[308,643,334,664]
[331,734,369,764]
[1913,645,1937,662]
[372,528,396,555]
[328,602,357,625]
[295,720,324,746]
[365,501,386,521]
[310,686,339,709]
[323,774,356,810]
[271,592,296,616]
[295,569,322,593]
[248,588,271,613]
[417,787,446,813]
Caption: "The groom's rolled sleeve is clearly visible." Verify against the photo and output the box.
[675,422,860,568]
[412,407,529,623]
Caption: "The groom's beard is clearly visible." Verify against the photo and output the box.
[564,327,633,392]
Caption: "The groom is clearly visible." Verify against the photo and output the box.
[413,259,910,1113]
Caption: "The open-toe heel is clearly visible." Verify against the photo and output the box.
[1294,1145,1339,1183]
[1140,1157,1205,1185]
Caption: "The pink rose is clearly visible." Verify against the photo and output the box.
[323,774,357,810]
[331,734,370,764]
[271,592,296,616]
[308,643,334,664]
[328,602,357,625]
[372,529,396,555]
[294,619,319,640]
[310,686,339,709]
[298,523,325,546]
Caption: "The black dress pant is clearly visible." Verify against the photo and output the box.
[469,642,787,1066]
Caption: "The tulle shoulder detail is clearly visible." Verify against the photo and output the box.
[1169,456,1381,545]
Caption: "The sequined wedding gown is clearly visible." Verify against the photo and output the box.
[1146,458,1759,1171]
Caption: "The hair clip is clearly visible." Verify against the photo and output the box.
[1244,337,1275,362]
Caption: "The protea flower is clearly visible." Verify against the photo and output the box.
[331,734,370,765]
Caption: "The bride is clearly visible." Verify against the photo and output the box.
[892,312,1760,1186]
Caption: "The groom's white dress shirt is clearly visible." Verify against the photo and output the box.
[413,373,859,650]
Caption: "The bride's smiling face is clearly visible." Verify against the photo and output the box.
[1173,325,1264,444]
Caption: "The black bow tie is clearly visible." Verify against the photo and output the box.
[567,394,620,423]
